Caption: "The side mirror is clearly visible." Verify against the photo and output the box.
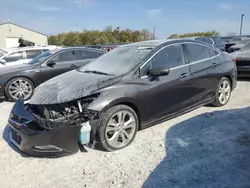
[47,60,56,67]
[0,59,6,65]
[148,66,170,77]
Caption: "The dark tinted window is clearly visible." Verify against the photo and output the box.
[212,37,225,45]
[3,51,23,63]
[75,50,103,60]
[26,50,42,59]
[50,50,74,63]
[203,37,213,45]
[184,43,211,63]
[141,45,184,76]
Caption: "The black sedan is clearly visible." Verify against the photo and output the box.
[0,47,105,101]
[230,43,250,77]
[8,39,237,157]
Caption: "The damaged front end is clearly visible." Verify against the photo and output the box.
[8,94,101,157]
[28,93,100,130]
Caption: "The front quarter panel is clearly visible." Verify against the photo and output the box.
[87,79,145,115]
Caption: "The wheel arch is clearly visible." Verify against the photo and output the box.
[4,76,36,97]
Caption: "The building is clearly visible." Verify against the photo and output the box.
[0,22,48,48]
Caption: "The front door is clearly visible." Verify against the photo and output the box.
[38,50,76,85]
[138,44,193,125]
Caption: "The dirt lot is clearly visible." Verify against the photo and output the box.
[1,81,250,188]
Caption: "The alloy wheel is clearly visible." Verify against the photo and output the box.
[105,110,137,149]
[8,79,33,100]
[218,80,231,105]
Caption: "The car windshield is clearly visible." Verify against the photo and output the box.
[0,49,7,57]
[27,50,53,64]
[79,45,154,75]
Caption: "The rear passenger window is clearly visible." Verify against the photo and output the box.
[26,50,42,59]
[203,37,213,45]
[184,43,211,63]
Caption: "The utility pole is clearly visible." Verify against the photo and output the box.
[153,27,156,39]
[240,14,245,36]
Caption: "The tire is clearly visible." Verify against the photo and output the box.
[97,105,139,152]
[211,77,231,107]
[5,77,35,102]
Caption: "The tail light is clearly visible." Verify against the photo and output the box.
[233,57,236,63]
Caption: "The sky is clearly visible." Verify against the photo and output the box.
[1,0,250,38]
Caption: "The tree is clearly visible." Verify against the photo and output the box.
[168,30,220,39]
[48,26,153,46]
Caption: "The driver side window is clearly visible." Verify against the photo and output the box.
[140,45,184,76]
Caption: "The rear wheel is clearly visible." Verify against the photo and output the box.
[211,77,231,107]
[97,105,138,151]
[5,77,34,101]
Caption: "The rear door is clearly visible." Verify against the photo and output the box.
[39,50,76,84]
[139,44,194,124]
[182,42,220,103]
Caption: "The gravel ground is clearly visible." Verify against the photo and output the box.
[1,81,250,188]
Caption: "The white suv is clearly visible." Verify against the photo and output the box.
[0,46,59,68]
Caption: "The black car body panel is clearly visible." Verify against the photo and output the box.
[0,47,105,99]
[230,45,250,77]
[8,39,237,157]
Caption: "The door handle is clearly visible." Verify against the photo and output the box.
[180,73,189,78]
[70,64,76,68]
[212,62,217,67]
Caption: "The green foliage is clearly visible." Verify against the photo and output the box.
[168,30,220,39]
[48,26,153,46]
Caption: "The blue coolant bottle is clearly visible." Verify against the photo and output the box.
[78,121,91,145]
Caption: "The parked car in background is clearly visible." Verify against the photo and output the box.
[0,47,105,101]
[230,43,250,77]
[227,39,250,53]
[100,44,119,52]
[0,46,59,68]
[225,37,250,52]
[8,39,237,157]
[194,36,226,51]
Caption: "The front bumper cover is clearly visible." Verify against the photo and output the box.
[8,100,82,157]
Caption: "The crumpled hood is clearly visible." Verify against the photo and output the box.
[29,69,122,105]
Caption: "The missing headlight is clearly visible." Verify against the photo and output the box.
[27,94,100,130]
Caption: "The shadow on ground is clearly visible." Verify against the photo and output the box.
[143,107,250,188]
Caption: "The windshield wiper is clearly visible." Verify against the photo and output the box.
[84,70,114,75]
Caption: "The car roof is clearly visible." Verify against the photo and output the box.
[3,45,59,52]
[52,46,106,53]
[118,38,203,48]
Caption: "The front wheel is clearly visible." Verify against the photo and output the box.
[97,105,139,151]
[5,77,35,101]
[211,77,231,107]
